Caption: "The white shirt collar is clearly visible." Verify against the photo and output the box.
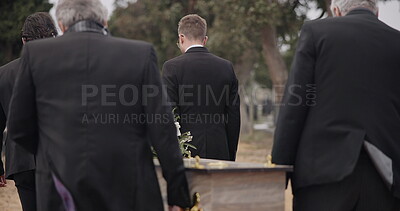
[185,44,204,52]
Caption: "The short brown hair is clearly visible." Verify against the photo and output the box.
[178,14,207,41]
[21,12,58,42]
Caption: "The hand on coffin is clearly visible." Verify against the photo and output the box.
[0,175,6,187]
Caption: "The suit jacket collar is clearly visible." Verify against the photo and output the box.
[185,46,209,54]
[346,8,376,17]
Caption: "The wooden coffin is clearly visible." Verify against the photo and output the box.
[155,158,292,211]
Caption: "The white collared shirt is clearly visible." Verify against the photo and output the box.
[185,44,204,52]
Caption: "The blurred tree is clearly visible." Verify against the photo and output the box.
[0,0,53,65]
[110,0,210,64]
[206,0,307,132]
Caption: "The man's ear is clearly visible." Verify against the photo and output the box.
[333,7,342,17]
[21,37,26,45]
[203,36,208,46]
[58,21,67,33]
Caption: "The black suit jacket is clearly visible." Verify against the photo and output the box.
[7,30,190,210]
[272,9,400,198]
[0,58,36,178]
[162,47,240,161]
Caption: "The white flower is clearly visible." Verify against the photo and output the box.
[175,122,181,137]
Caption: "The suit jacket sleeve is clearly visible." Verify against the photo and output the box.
[0,104,5,176]
[226,64,241,161]
[272,23,316,165]
[7,45,39,154]
[161,62,179,114]
[144,47,191,208]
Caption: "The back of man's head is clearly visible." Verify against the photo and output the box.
[331,0,378,16]
[178,14,207,42]
[21,12,58,43]
[56,0,108,29]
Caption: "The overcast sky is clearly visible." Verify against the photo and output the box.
[49,0,400,31]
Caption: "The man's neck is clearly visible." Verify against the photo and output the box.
[185,44,204,52]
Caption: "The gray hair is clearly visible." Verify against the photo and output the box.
[56,0,108,28]
[331,0,378,15]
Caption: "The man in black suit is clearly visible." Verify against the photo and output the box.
[7,0,190,210]
[162,14,240,161]
[272,0,400,210]
[0,12,57,211]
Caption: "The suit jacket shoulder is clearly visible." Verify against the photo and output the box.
[163,48,234,78]
[0,58,20,114]
[25,34,154,55]
[107,36,153,50]
[0,58,20,84]
[304,10,400,38]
